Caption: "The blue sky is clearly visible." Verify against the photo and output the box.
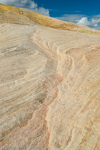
[0,0,100,30]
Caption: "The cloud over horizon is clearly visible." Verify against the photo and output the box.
[0,0,50,16]
[56,14,84,24]
[77,17,100,30]
[56,14,100,31]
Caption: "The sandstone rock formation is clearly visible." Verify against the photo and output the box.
[0,3,100,150]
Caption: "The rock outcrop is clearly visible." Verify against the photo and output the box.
[0,3,100,150]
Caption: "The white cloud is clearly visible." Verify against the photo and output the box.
[56,14,100,31]
[56,14,85,24]
[0,0,50,16]
[34,7,49,16]
[77,17,100,27]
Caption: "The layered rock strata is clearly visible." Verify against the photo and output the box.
[0,23,100,150]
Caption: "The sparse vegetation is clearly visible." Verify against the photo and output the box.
[0,3,100,35]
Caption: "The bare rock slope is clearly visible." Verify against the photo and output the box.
[0,4,100,150]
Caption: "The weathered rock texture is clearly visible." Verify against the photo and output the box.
[0,8,100,150]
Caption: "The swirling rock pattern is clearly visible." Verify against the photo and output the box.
[0,23,100,150]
